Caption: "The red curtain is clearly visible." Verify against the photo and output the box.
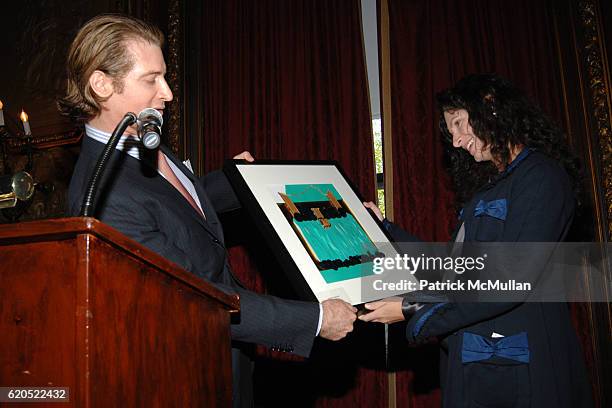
[198,1,386,406]
[200,0,375,187]
[387,0,566,406]
[387,0,564,242]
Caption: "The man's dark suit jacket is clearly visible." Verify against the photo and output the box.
[68,136,320,407]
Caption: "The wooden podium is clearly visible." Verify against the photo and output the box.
[0,217,239,407]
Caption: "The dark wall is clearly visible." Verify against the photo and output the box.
[601,0,612,83]
[0,0,171,222]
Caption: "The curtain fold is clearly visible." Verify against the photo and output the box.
[388,0,563,242]
[387,0,567,406]
[200,0,375,192]
[198,1,385,406]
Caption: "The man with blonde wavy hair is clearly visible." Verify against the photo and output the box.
[59,14,165,123]
[63,14,356,407]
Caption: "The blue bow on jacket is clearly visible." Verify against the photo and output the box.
[474,198,507,221]
[462,332,530,364]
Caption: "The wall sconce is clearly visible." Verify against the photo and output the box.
[0,171,34,209]
[0,99,37,217]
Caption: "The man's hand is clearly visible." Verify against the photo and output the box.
[363,201,383,222]
[319,299,357,341]
[233,151,255,162]
[358,296,405,324]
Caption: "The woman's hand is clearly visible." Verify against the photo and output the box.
[363,201,384,221]
[233,151,255,162]
[358,296,405,324]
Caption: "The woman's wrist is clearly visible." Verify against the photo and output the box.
[401,296,424,320]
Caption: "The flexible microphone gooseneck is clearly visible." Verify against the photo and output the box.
[80,112,137,217]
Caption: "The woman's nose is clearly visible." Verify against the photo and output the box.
[452,131,462,148]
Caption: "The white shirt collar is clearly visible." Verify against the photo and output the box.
[85,124,143,161]
[85,124,205,214]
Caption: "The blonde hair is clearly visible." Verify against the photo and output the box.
[58,14,164,122]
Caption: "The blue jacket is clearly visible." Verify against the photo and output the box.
[387,151,593,407]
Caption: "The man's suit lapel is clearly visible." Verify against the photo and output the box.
[158,146,224,239]
[81,137,222,241]
[159,147,251,290]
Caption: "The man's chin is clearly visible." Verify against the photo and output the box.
[124,123,139,136]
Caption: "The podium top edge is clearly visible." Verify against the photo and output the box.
[0,217,240,311]
[0,216,100,239]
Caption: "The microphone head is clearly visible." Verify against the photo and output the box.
[141,129,161,149]
[137,108,163,125]
[137,108,163,150]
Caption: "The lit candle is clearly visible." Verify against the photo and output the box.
[0,100,4,127]
[20,109,31,136]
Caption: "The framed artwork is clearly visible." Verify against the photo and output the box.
[223,160,415,305]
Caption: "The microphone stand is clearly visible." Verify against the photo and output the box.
[80,112,137,217]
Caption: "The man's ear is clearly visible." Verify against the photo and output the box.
[89,70,114,99]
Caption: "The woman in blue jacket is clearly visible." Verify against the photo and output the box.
[361,74,593,407]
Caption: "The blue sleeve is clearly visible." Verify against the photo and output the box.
[382,219,422,242]
[406,160,575,341]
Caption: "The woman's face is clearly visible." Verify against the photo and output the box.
[444,109,493,163]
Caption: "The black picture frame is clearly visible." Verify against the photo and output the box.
[223,160,411,305]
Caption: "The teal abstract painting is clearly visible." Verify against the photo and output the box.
[278,184,381,283]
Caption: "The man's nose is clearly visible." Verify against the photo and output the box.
[159,78,173,102]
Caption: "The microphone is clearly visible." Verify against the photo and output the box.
[80,112,137,216]
[137,108,163,149]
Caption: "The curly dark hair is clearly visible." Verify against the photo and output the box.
[436,73,581,206]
